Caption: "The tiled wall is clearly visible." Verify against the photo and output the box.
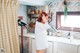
[50,0,80,39]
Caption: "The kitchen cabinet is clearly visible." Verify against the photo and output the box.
[54,42,79,53]
[19,36,30,53]
[21,34,80,53]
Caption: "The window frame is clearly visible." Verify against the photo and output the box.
[56,12,80,32]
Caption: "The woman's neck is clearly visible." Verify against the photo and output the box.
[41,21,45,24]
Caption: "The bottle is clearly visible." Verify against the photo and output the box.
[56,32,61,37]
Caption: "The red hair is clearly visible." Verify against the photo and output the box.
[37,12,48,23]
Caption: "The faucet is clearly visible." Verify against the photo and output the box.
[67,32,71,39]
[47,29,53,36]
[67,32,74,42]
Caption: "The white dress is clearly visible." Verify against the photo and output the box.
[35,21,51,50]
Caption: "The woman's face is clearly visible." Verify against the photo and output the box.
[42,15,48,23]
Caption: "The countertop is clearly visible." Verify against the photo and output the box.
[19,33,80,46]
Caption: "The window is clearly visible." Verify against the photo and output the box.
[56,12,80,32]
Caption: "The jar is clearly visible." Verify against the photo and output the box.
[31,10,34,14]
[56,32,62,37]
[35,9,39,14]
[39,10,42,14]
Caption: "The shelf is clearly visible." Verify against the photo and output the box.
[31,14,39,18]
[28,14,39,18]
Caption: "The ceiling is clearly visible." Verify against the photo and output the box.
[18,0,53,6]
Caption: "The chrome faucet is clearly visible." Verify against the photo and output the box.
[67,32,71,39]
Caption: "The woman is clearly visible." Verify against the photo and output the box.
[35,12,51,53]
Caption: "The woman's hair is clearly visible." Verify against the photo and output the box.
[37,12,48,23]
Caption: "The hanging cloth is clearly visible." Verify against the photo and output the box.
[64,0,68,18]
[64,5,67,17]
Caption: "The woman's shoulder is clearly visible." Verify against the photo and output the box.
[35,21,44,28]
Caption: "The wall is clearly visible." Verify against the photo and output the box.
[18,4,27,35]
[50,0,80,39]
[36,5,49,13]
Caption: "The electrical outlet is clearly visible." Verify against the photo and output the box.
[0,48,4,53]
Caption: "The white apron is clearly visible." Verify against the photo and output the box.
[35,21,50,50]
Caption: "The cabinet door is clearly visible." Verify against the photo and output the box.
[31,39,53,53]
[56,42,78,53]
[32,38,36,53]
[78,46,80,53]
[19,36,30,53]
[46,41,53,53]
